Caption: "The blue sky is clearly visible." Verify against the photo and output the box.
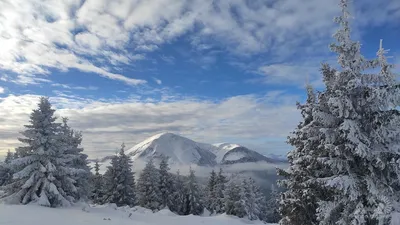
[0,0,399,159]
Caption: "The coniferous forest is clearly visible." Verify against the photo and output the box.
[1,0,400,224]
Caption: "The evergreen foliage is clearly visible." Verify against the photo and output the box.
[137,158,162,211]
[1,97,87,207]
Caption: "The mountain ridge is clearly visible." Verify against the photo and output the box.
[94,132,284,167]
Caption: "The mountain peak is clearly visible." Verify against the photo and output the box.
[126,132,217,166]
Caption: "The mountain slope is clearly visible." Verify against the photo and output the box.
[95,132,284,170]
[126,132,218,166]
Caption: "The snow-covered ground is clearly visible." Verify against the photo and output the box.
[0,203,277,225]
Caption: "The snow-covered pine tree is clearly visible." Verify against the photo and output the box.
[242,178,262,220]
[59,118,91,201]
[169,170,188,215]
[224,178,242,217]
[1,97,85,207]
[116,143,136,207]
[206,169,217,214]
[186,168,204,215]
[102,155,118,204]
[91,159,104,204]
[312,1,400,224]
[137,158,162,211]
[0,150,13,186]
[159,155,173,209]
[103,144,136,207]
[4,150,13,164]
[264,184,280,223]
[277,84,329,225]
[215,168,227,214]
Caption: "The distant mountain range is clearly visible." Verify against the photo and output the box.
[96,132,286,167]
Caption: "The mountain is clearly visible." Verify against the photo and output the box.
[126,132,218,166]
[95,132,284,170]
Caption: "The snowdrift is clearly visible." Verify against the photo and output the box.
[0,203,277,225]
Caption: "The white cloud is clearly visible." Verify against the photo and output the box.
[1,0,398,86]
[0,87,4,94]
[257,63,324,88]
[152,78,162,85]
[0,93,301,159]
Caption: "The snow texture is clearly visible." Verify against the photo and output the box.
[0,203,275,225]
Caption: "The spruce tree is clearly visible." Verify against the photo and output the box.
[4,150,13,164]
[91,159,104,204]
[277,84,329,225]
[206,169,217,213]
[242,178,262,220]
[103,144,136,207]
[170,170,187,215]
[215,168,227,214]
[1,97,86,207]
[137,158,162,211]
[0,150,13,186]
[224,179,242,217]
[159,155,173,209]
[313,1,400,224]
[186,168,204,215]
[59,118,90,201]
[264,184,280,223]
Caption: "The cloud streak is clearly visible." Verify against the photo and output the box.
[0,93,301,159]
[1,0,399,86]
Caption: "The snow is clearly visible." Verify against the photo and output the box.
[212,143,242,163]
[0,203,276,225]
[125,132,218,166]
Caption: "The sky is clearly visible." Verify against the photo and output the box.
[0,0,399,159]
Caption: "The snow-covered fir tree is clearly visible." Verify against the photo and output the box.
[91,159,104,204]
[277,84,330,225]
[241,178,262,220]
[224,179,242,217]
[185,168,204,215]
[4,150,13,164]
[59,118,90,201]
[103,144,136,207]
[205,169,217,214]
[0,150,14,187]
[215,168,227,214]
[264,184,280,223]
[313,1,400,224]
[137,158,162,211]
[1,97,87,207]
[158,155,173,209]
[278,0,400,224]
[169,170,188,215]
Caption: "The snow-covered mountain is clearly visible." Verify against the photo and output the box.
[93,132,285,173]
[125,132,217,166]
[95,132,281,167]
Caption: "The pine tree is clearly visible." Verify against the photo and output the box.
[102,155,118,204]
[277,84,329,225]
[91,160,104,204]
[1,97,86,207]
[59,118,90,201]
[186,168,204,215]
[103,144,136,207]
[242,178,262,220]
[264,184,280,223]
[170,170,187,215]
[206,169,217,213]
[0,150,13,186]
[215,168,227,214]
[224,179,242,217]
[137,159,162,211]
[4,150,13,164]
[313,1,400,224]
[159,155,173,209]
